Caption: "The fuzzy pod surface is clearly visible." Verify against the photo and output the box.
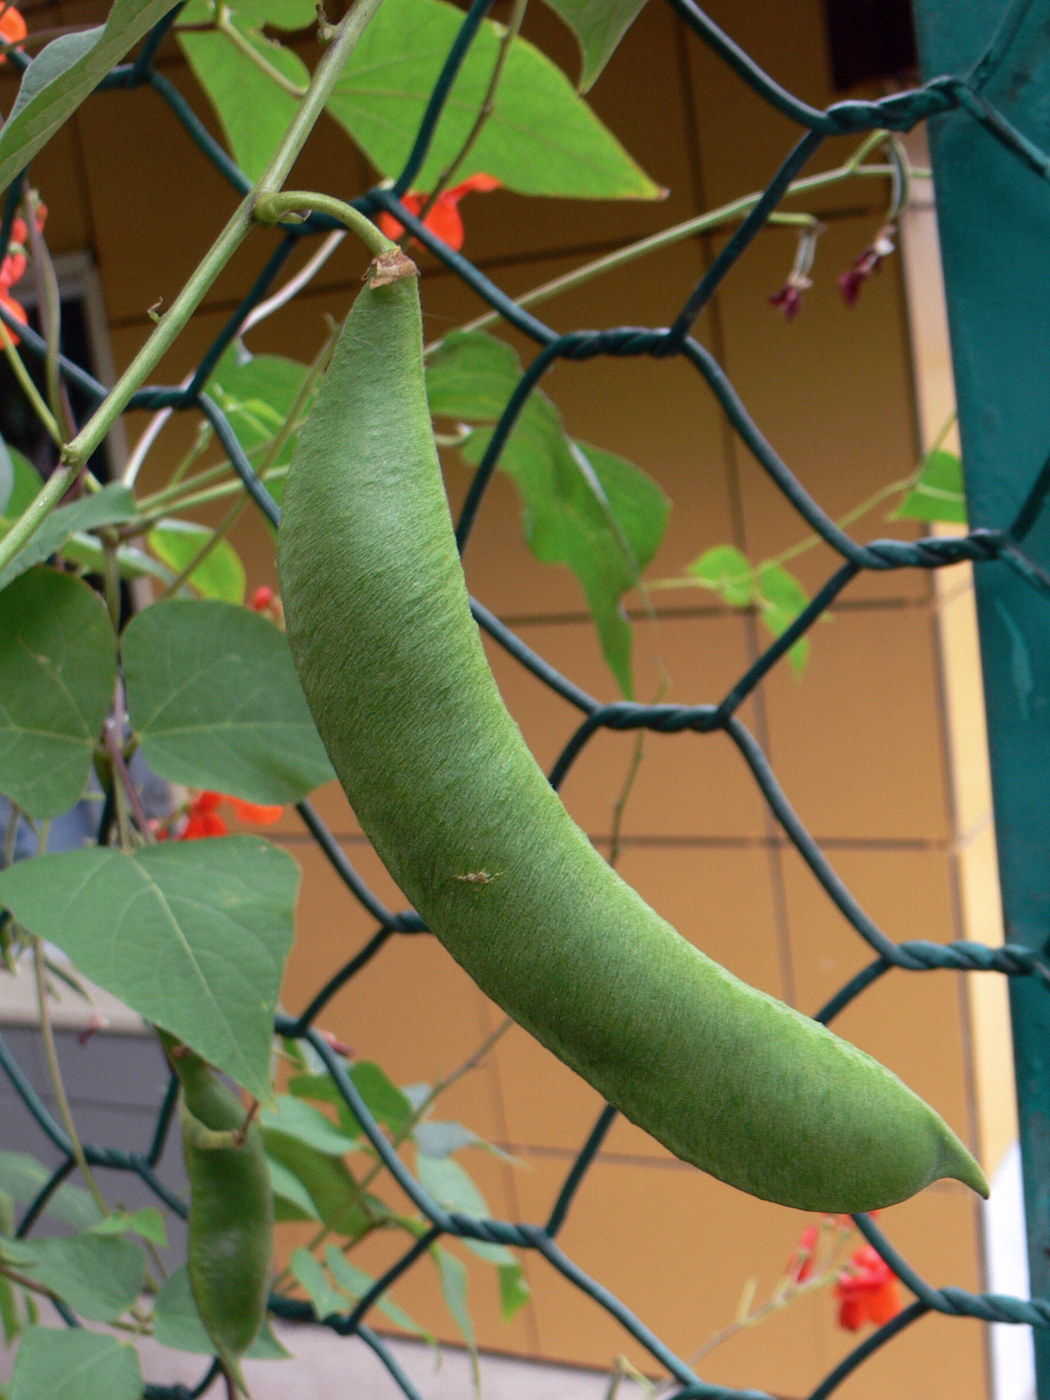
[276,264,988,1213]
[165,1037,273,1387]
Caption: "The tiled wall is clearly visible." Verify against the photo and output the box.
[0,1,1012,1395]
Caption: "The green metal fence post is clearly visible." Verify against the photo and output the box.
[913,2,1050,1390]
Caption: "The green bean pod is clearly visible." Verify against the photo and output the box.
[276,259,988,1213]
[162,1036,273,1392]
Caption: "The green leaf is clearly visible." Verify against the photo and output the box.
[2,452,43,521]
[325,1247,434,1340]
[0,0,182,197]
[233,0,316,29]
[541,0,648,90]
[262,1134,375,1236]
[0,483,137,593]
[291,1247,344,1321]
[154,1266,289,1357]
[426,332,521,421]
[147,519,247,604]
[755,563,810,676]
[177,25,308,182]
[345,1062,413,1137]
[208,349,311,500]
[414,1121,478,1158]
[260,1096,359,1156]
[0,1271,21,1347]
[894,448,967,525]
[685,544,752,608]
[1,1233,145,1322]
[0,568,117,818]
[498,1261,531,1319]
[60,534,167,584]
[122,598,335,805]
[89,1206,168,1248]
[0,838,299,1103]
[10,1328,142,1400]
[0,1153,102,1232]
[268,1156,322,1222]
[327,0,661,199]
[416,1154,488,1216]
[433,1247,478,1385]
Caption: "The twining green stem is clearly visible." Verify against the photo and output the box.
[254,190,394,258]
[0,461,77,569]
[216,6,309,97]
[136,452,236,516]
[55,0,387,480]
[444,136,910,345]
[417,0,530,218]
[0,318,62,446]
[31,827,109,1218]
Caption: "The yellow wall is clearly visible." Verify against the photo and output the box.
[11,0,1010,1394]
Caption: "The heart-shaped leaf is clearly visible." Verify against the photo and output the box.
[0,838,299,1102]
[122,598,334,804]
[1,1233,145,1322]
[0,568,117,818]
[10,1328,142,1400]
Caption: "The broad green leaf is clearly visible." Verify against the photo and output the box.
[755,563,810,676]
[327,0,661,198]
[262,1134,376,1236]
[686,544,752,608]
[0,0,181,195]
[433,1247,478,1385]
[260,1096,358,1156]
[416,1154,488,1217]
[0,1152,102,1232]
[894,448,967,525]
[414,1121,478,1157]
[147,519,247,604]
[426,332,521,421]
[0,838,299,1103]
[1,1233,145,1322]
[208,348,311,500]
[89,1206,168,1248]
[2,451,43,521]
[288,1063,414,1138]
[0,483,137,593]
[291,1247,344,1320]
[154,1266,289,1357]
[122,599,335,804]
[61,533,171,583]
[268,1156,322,1222]
[178,26,307,182]
[10,1328,141,1400]
[325,1248,434,1340]
[498,1261,531,1319]
[0,1270,21,1346]
[284,1073,363,1140]
[233,0,316,28]
[0,568,117,818]
[541,0,647,90]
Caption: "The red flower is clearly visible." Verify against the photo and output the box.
[768,275,811,322]
[0,7,27,64]
[838,226,896,307]
[249,584,284,626]
[0,197,44,346]
[378,173,501,253]
[834,1244,903,1331]
[176,791,284,840]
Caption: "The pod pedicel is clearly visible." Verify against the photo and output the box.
[276,258,988,1213]
[162,1035,273,1393]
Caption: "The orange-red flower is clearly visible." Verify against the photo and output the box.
[0,7,27,64]
[173,790,284,840]
[786,1223,819,1284]
[833,1244,903,1331]
[0,199,45,346]
[378,173,501,253]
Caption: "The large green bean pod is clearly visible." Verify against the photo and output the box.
[162,1036,273,1392]
[277,259,988,1213]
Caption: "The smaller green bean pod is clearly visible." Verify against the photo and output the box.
[161,1033,273,1395]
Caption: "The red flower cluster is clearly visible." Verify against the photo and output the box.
[0,200,46,346]
[163,790,284,841]
[833,1244,903,1331]
[250,584,283,625]
[378,173,501,253]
